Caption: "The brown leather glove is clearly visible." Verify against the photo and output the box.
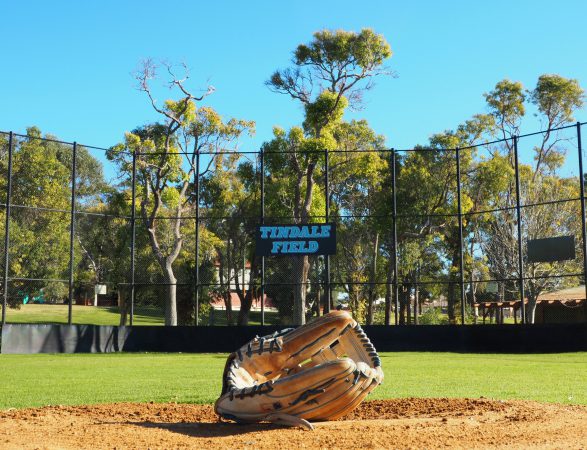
[214,311,383,430]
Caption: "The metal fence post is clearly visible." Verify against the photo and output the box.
[576,122,587,305]
[324,148,331,313]
[67,142,77,325]
[392,150,399,326]
[260,149,265,326]
[513,136,526,324]
[456,148,466,325]
[194,150,200,326]
[2,132,14,325]
[129,150,136,326]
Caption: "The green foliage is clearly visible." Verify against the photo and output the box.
[484,79,526,134]
[418,307,450,325]
[267,28,392,112]
[303,91,348,134]
[530,74,584,126]
[0,128,107,306]
[294,28,391,70]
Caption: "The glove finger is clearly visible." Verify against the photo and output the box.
[298,363,378,421]
[269,358,356,410]
[283,360,362,417]
[325,372,380,421]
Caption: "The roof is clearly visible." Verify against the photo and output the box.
[475,286,586,308]
[538,286,586,301]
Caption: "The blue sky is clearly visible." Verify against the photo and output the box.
[1,0,586,162]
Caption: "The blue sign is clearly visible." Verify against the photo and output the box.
[255,223,336,256]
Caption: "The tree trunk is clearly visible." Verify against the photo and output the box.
[413,282,419,325]
[236,289,253,326]
[314,258,322,317]
[164,262,178,326]
[349,282,363,322]
[407,285,412,324]
[384,260,393,325]
[526,295,538,324]
[399,285,407,325]
[447,281,456,324]
[237,256,258,326]
[118,287,127,326]
[293,255,309,325]
[291,159,316,326]
[316,283,322,317]
[366,233,379,325]
[447,247,460,324]
[223,290,233,325]
[217,247,233,326]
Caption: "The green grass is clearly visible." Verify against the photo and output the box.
[0,304,517,326]
[207,309,281,325]
[0,352,586,409]
[4,304,281,326]
[4,305,164,325]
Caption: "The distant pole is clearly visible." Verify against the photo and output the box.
[194,150,200,326]
[392,150,399,326]
[513,137,526,324]
[576,122,587,303]
[324,148,331,313]
[456,148,466,325]
[129,150,137,326]
[260,150,265,325]
[2,132,14,326]
[67,142,78,325]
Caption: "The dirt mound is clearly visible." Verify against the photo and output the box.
[1,398,586,449]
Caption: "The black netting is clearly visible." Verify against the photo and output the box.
[2,125,587,327]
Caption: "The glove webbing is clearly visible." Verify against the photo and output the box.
[236,328,293,361]
[311,323,381,369]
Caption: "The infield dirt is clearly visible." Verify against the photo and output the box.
[1,398,586,449]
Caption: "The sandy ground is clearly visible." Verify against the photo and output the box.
[1,398,587,449]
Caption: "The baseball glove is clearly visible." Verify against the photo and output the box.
[214,310,383,430]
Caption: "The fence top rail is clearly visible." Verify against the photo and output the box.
[2,121,585,156]
[0,131,115,154]
[2,195,582,222]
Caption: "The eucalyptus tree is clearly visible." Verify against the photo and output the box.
[265,29,392,324]
[108,61,254,325]
[481,75,584,323]
[0,127,106,306]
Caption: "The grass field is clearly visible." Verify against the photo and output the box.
[3,305,281,326]
[4,305,165,325]
[0,352,585,410]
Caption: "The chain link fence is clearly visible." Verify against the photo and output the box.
[1,123,586,326]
